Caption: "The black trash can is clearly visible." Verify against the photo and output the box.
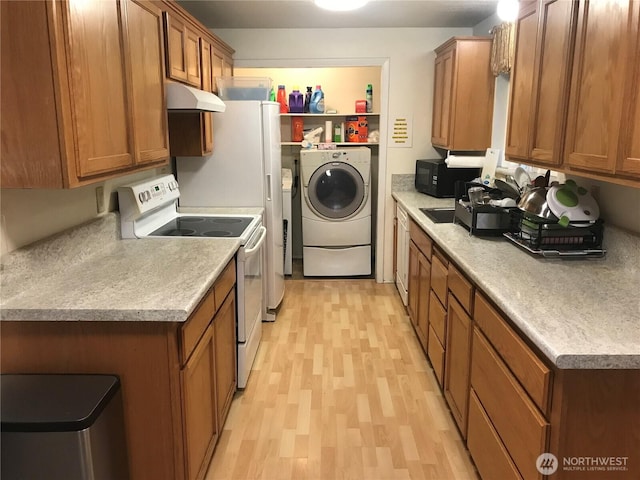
[1,374,129,480]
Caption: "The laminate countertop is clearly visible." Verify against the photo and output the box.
[393,187,640,369]
[0,209,261,323]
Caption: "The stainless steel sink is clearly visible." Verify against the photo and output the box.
[420,208,455,224]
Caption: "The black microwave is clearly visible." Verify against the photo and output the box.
[415,158,481,198]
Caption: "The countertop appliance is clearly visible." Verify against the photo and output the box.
[176,100,284,319]
[300,148,372,276]
[415,158,481,198]
[117,174,266,388]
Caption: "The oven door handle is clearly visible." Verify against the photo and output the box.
[244,226,267,257]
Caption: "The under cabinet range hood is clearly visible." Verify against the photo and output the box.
[166,82,226,113]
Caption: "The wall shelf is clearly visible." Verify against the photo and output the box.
[280,112,379,145]
[280,113,380,117]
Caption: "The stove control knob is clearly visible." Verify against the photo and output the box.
[144,191,151,201]
[138,192,146,203]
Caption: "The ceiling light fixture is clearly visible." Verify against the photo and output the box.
[314,0,369,12]
[496,0,519,22]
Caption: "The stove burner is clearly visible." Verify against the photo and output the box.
[202,230,233,237]
[211,218,243,224]
[179,217,206,223]
[166,229,197,236]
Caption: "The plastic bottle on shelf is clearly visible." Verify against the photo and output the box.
[276,85,288,113]
[269,87,276,102]
[303,86,313,113]
[366,84,373,113]
[291,116,304,142]
[289,86,304,113]
[309,85,325,114]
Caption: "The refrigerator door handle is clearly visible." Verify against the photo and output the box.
[266,174,272,201]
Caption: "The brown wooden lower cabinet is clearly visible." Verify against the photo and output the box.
[0,260,238,480]
[407,228,431,350]
[213,291,237,429]
[405,219,640,480]
[471,328,549,480]
[467,389,523,480]
[443,294,473,438]
[182,320,218,480]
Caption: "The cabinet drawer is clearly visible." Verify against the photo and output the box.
[448,263,473,314]
[467,389,523,480]
[471,328,548,480]
[409,218,432,258]
[428,291,446,344]
[180,288,215,365]
[428,325,445,387]
[474,293,552,414]
[430,252,448,306]
[214,259,236,309]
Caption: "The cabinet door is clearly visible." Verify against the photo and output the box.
[431,48,454,148]
[222,52,234,77]
[127,0,169,165]
[67,0,134,178]
[416,252,431,348]
[184,26,201,87]
[450,40,494,150]
[181,322,218,480]
[617,1,640,178]
[164,12,189,83]
[564,0,631,174]
[199,39,214,155]
[211,47,233,93]
[444,294,473,438]
[211,48,224,93]
[407,240,420,328]
[200,38,212,92]
[214,290,237,428]
[505,4,538,160]
[202,112,213,154]
[164,13,200,88]
[528,0,576,165]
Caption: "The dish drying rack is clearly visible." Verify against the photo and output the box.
[504,210,606,258]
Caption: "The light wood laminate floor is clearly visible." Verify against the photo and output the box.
[205,279,479,480]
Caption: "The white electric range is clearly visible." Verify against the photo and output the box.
[117,174,265,388]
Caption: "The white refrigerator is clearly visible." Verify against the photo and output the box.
[176,101,285,315]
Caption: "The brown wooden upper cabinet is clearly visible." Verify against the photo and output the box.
[211,44,234,94]
[564,0,640,181]
[162,2,235,157]
[164,11,202,88]
[505,0,576,167]
[0,0,169,189]
[431,37,495,151]
[507,0,640,186]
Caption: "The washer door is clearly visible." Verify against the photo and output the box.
[307,162,365,219]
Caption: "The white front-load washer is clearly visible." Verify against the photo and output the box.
[301,147,372,276]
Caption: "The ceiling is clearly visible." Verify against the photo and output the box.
[177,0,499,29]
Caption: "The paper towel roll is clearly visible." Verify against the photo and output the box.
[445,155,485,168]
[325,121,332,143]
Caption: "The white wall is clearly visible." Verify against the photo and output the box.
[214,27,470,282]
[0,167,169,255]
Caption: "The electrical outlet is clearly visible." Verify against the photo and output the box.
[96,186,105,213]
